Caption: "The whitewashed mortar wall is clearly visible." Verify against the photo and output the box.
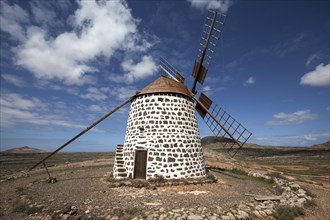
[114,93,206,179]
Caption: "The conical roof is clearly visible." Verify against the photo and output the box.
[137,76,192,97]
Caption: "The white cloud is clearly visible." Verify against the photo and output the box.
[34,81,80,96]
[305,53,321,67]
[110,56,157,84]
[244,76,255,86]
[30,0,57,26]
[272,33,306,58]
[1,74,26,87]
[0,93,46,111]
[109,86,137,101]
[88,104,105,113]
[4,0,156,85]
[201,85,218,95]
[267,109,318,125]
[80,87,108,101]
[87,103,129,121]
[0,1,29,42]
[300,63,330,86]
[253,133,330,146]
[1,106,38,127]
[54,101,67,110]
[0,92,94,130]
[187,0,233,12]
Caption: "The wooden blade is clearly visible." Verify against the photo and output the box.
[195,92,212,119]
[29,96,134,171]
[176,72,185,84]
[192,61,208,85]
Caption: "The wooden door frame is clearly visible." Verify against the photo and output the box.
[133,149,148,179]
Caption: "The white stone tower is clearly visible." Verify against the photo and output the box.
[113,76,206,179]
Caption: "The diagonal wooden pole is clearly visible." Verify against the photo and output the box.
[29,96,134,171]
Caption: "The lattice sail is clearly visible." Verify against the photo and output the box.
[196,10,226,68]
[195,93,252,156]
[192,10,226,86]
[160,57,185,83]
[191,10,226,94]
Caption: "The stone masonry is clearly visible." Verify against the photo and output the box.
[113,92,206,179]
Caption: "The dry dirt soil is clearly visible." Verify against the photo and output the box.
[0,145,329,220]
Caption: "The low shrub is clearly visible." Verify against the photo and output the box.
[0,207,3,218]
[15,187,24,193]
[253,176,275,185]
[12,200,29,213]
[290,186,299,192]
[230,168,248,176]
[206,173,216,181]
[304,188,316,198]
[131,179,149,188]
[105,175,115,183]
[304,199,317,209]
[12,200,41,214]
[273,205,305,220]
[125,207,139,216]
[113,208,124,218]
[274,185,285,195]
[267,172,288,180]
[25,206,41,215]
[148,174,165,183]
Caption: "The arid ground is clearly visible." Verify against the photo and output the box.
[0,142,329,220]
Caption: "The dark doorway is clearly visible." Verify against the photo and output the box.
[134,150,147,179]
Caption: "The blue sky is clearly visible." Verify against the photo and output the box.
[1,0,329,152]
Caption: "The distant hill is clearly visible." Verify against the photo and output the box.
[311,141,330,150]
[1,146,51,154]
[202,136,330,150]
[201,136,234,146]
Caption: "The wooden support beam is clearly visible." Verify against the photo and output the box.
[254,196,281,201]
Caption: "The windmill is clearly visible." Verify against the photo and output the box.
[30,10,252,181]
